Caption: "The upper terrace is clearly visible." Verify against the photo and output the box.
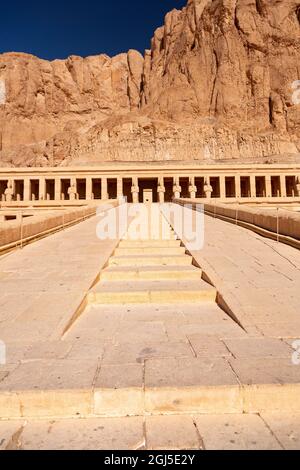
[0,163,300,207]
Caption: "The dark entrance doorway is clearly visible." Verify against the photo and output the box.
[138,179,158,203]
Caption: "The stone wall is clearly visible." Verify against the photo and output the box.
[176,199,300,240]
[0,206,97,250]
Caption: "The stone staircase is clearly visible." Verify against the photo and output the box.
[87,214,217,306]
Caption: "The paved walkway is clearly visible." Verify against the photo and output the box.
[1,412,300,450]
[0,211,120,349]
[183,211,300,338]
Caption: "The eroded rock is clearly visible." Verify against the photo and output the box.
[0,0,299,166]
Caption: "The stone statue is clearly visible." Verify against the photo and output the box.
[131,178,140,204]
[68,184,77,201]
[4,181,14,202]
[189,177,197,199]
[173,177,182,199]
[157,176,166,203]
[204,179,213,199]
[157,186,166,203]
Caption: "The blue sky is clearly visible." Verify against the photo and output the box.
[0,0,187,60]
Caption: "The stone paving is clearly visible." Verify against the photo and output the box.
[0,203,300,447]
[184,210,300,338]
[1,413,300,450]
[0,211,120,345]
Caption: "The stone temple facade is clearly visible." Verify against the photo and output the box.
[0,163,300,205]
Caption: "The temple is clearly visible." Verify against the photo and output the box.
[1,163,300,205]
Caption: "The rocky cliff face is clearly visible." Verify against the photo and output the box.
[0,0,299,167]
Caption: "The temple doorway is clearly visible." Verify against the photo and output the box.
[138,179,158,203]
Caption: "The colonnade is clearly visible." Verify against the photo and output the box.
[1,173,300,203]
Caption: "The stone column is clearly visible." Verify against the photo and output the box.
[265,175,272,198]
[220,176,226,200]
[157,176,166,203]
[235,175,241,199]
[117,177,123,199]
[55,177,61,201]
[296,176,300,197]
[23,178,30,202]
[280,175,287,198]
[101,178,108,200]
[131,177,139,203]
[250,175,256,198]
[173,177,182,199]
[86,177,92,201]
[39,177,46,201]
[189,176,197,199]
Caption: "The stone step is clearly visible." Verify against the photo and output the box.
[100,265,203,282]
[87,280,217,304]
[125,228,178,238]
[1,373,299,419]
[114,246,186,256]
[119,239,181,248]
[108,255,193,267]
[125,233,178,241]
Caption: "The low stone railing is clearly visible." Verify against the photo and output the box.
[0,201,119,254]
[175,199,300,248]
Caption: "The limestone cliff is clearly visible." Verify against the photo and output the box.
[0,0,299,166]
